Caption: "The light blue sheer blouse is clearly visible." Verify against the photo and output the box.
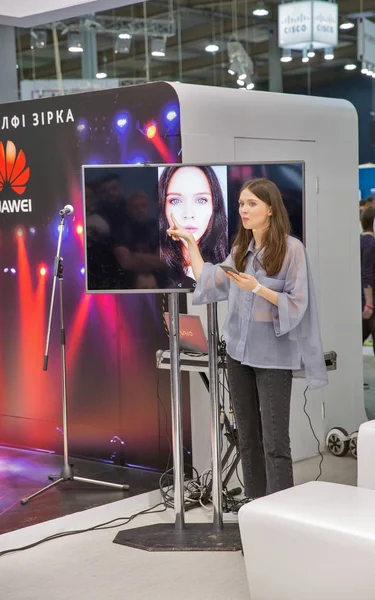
[192,236,328,390]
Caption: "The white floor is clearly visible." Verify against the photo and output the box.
[0,453,357,600]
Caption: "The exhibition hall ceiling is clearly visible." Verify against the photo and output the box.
[0,1,145,27]
[13,0,375,92]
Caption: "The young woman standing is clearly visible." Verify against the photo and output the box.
[167,178,327,499]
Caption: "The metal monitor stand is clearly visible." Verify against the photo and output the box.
[168,292,185,529]
[207,302,223,531]
[113,294,240,551]
[167,297,223,531]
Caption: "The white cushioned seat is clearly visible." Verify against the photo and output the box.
[358,419,375,490]
[238,481,375,600]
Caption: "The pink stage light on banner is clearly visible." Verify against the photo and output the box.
[144,122,175,162]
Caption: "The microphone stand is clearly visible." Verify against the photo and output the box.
[21,210,129,505]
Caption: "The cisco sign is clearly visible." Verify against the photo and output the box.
[278,0,338,50]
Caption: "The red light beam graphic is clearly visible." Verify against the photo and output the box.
[17,235,35,398]
[149,132,175,163]
[30,274,48,414]
[66,294,92,375]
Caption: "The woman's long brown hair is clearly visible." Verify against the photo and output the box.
[233,179,290,276]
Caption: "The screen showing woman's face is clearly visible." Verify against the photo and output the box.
[165,167,214,243]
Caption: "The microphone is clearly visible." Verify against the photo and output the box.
[59,204,74,216]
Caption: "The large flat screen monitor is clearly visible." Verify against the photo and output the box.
[82,162,304,294]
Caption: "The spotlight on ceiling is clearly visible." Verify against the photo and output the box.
[115,35,132,54]
[302,49,309,63]
[205,43,219,53]
[344,63,357,71]
[228,58,240,76]
[30,29,47,49]
[324,46,334,60]
[228,41,254,87]
[307,48,316,58]
[253,2,269,17]
[151,37,166,57]
[68,32,83,53]
[340,19,355,30]
[280,49,293,63]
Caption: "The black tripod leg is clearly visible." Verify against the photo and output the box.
[21,478,65,505]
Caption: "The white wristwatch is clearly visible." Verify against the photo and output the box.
[252,282,262,294]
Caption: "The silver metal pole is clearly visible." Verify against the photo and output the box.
[168,293,185,529]
[59,277,69,468]
[43,216,64,371]
[207,303,223,530]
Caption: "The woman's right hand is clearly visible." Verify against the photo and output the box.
[363,306,373,320]
[167,214,195,243]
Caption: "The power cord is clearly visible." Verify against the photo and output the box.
[303,386,324,481]
[0,502,167,558]
[159,466,212,511]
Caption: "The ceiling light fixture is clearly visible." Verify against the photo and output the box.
[340,20,355,30]
[253,2,269,17]
[115,36,132,54]
[30,29,47,49]
[324,46,334,60]
[205,43,219,53]
[68,32,83,53]
[344,63,357,71]
[280,49,293,63]
[151,37,166,57]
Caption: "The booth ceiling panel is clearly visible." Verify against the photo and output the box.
[0,0,146,27]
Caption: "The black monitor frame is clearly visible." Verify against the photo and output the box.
[81,161,305,294]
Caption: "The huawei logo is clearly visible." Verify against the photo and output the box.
[0,141,30,195]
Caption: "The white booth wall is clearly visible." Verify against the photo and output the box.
[170,83,366,472]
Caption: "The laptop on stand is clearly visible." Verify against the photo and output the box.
[164,313,209,355]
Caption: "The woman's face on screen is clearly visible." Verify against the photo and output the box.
[165,167,214,243]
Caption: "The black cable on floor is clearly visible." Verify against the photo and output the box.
[303,386,324,481]
[0,502,167,558]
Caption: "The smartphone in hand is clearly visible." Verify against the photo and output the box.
[219,264,239,275]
